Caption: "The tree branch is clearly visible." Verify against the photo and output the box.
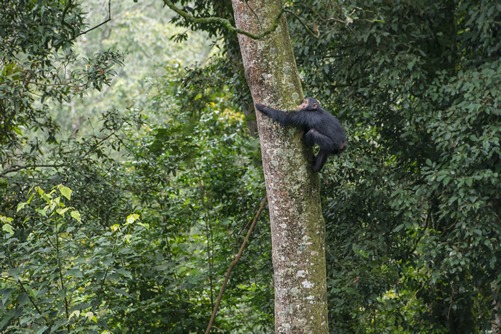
[205,197,267,334]
[75,0,112,38]
[1,164,65,176]
[163,0,284,40]
[283,8,319,38]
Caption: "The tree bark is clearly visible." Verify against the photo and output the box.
[231,1,329,332]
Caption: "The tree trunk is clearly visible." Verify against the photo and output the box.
[231,1,329,332]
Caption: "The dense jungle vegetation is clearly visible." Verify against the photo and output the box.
[1,0,499,333]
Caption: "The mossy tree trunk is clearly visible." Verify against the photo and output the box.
[231,1,329,332]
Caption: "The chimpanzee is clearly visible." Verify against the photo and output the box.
[255,97,346,172]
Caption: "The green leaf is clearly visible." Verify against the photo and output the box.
[2,224,14,234]
[56,207,70,216]
[0,215,13,224]
[69,310,81,320]
[16,202,28,212]
[59,185,72,200]
[116,268,132,279]
[67,269,83,278]
[392,224,405,232]
[0,288,14,306]
[36,325,49,334]
[70,210,81,222]
[8,268,20,280]
[126,213,140,225]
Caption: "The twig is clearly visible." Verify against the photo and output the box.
[1,164,66,176]
[75,0,112,38]
[283,8,319,38]
[54,224,71,331]
[403,205,432,260]
[205,197,268,334]
[245,1,263,31]
[17,279,48,323]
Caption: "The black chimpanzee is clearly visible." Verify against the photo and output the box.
[255,97,347,172]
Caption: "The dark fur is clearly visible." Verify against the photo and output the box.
[255,97,346,172]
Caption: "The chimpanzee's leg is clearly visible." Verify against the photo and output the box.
[304,129,333,149]
[303,129,315,146]
[312,150,329,172]
[302,130,331,172]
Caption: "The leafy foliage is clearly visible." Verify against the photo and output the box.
[0,1,122,150]
[1,1,270,332]
[286,0,500,332]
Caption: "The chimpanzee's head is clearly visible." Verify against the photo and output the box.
[298,97,320,111]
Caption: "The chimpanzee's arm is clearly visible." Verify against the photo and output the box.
[255,104,295,125]
[255,103,310,128]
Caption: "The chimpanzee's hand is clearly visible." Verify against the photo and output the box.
[255,103,267,112]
